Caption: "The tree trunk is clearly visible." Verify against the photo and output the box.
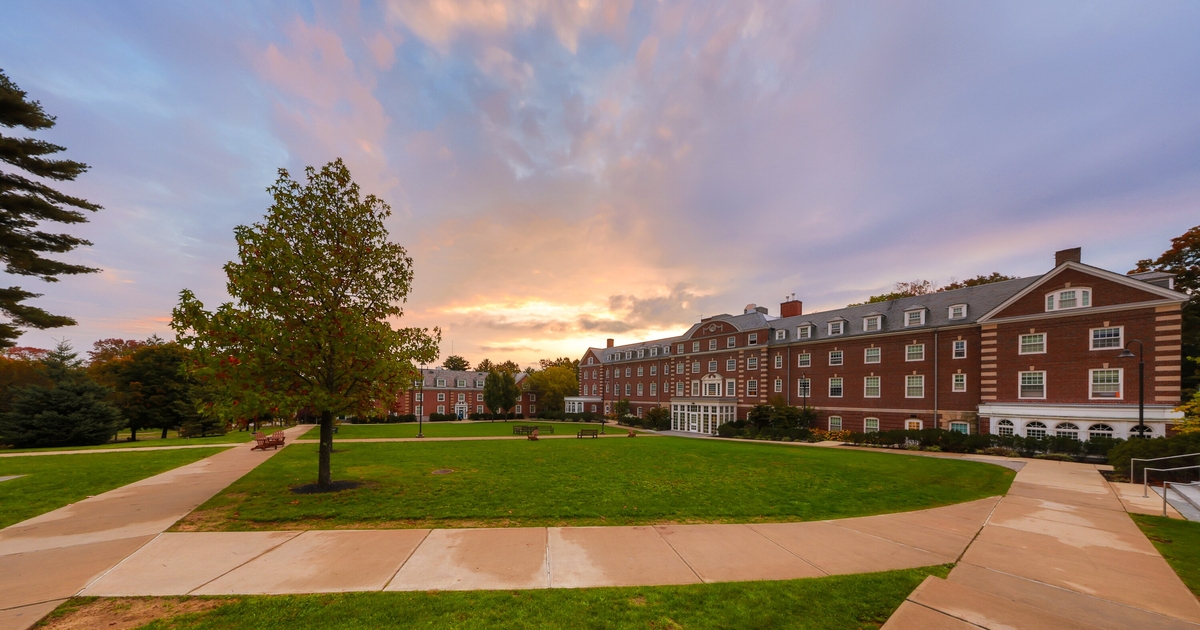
[318,409,334,487]
[161,426,169,439]
[130,426,137,441]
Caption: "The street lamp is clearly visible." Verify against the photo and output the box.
[1118,340,1145,438]
[417,363,426,438]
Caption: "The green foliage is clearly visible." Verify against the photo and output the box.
[848,274,1016,307]
[0,340,123,448]
[0,69,102,346]
[1108,433,1200,478]
[477,358,520,374]
[441,355,470,371]
[483,369,519,416]
[842,428,1121,460]
[109,341,200,440]
[525,365,578,414]
[613,399,631,420]
[748,398,809,429]
[938,272,1019,291]
[1132,514,1200,597]
[171,159,439,486]
[1134,223,1200,400]
[0,348,49,413]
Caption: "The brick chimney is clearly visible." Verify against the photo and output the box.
[1055,247,1081,267]
[780,299,803,318]
[606,338,614,348]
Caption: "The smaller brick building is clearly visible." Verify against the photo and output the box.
[393,368,537,419]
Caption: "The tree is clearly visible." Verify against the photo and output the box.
[613,399,631,421]
[0,347,50,413]
[0,340,122,448]
[0,70,102,347]
[848,274,1015,307]
[172,159,439,488]
[938,273,1017,292]
[483,369,519,419]
[441,355,470,371]
[1134,224,1200,400]
[111,342,198,440]
[475,358,494,373]
[87,338,146,366]
[526,365,579,415]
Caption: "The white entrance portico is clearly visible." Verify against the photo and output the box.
[670,398,737,435]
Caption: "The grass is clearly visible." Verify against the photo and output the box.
[178,437,1013,531]
[1,430,254,453]
[1131,513,1200,597]
[44,565,949,629]
[298,421,621,440]
[0,447,230,528]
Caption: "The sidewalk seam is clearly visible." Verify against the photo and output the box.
[183,531,303,595]
[652,526,705,583]
[75,532,165,596]
[742,523,829,576]
[381,528,433,591]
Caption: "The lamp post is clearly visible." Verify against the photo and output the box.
[417,363,425,438]
[1117,340,1145,438]
[801,373,808,427]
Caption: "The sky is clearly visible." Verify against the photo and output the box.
[2,1,1199,368]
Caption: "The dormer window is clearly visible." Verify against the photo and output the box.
[1045,288,1091,312]
[748,333,758,345]
[625,351,632,360]
[828,320,844,336]
[637,349,644,359]
[456,379,466,387]
[775,329,786,340]
[663,345,670,355]
[797,325,813,339]
[863,315,882,332]
[948,304,966,319]
[476,380,484,388]
[904,310,925,327]
[650,347,658,357]
[436,378,446,387]
[587,357,594,365]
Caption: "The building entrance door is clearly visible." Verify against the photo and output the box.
[455,405,468,419]
[688,412,698,432]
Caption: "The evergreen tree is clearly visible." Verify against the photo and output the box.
[0,70,101,347]
[0,340,122,448]
[441,355,470,371]
[111,342,199,440]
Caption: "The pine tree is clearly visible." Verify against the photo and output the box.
[0,70,101,347]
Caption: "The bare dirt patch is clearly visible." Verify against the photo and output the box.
[40,597,228,629]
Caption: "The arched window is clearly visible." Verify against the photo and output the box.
[1055,422,1079,440]
[1130,425,1154,438]
[997,419,1014,437]
[1087,424,1115,440]
[1025,421,1048,439]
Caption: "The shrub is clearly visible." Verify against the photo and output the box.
[1109,433,1200,478]
[981,446,1019,457]
[0,379,124,448]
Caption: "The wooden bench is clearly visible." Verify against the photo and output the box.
[251,431,286,450]
[514,425,554,435]
[577,429,598,439]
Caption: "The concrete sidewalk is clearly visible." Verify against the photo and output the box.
[292,433,655,443]
[0,424,309,630]
[883,458,1200,629]
[0,443,244,458]
[79,497,998,596]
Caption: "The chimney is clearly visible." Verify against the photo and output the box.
[780,299,802,318]
[744,303,757,314]
[1055,247,1081,267]
[606,338,614,348]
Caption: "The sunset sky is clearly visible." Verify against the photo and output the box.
[2,1,1199,368]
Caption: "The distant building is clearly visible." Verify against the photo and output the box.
[568,248,1185,439]
[393,368,536,419]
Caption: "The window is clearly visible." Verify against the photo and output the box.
[676,382,684,396]
[775,329,786,340]
[1090,369,1122,399]
[950,422,969,434]
[704,380,721,396]
[829,377,843,397]
[625,351,632,360]
[679,344,685,353]
[747,357,758,370]
[997,419,1014,436]
[456,379,466,387]
[829,416,842,431]
[1056,422,1080,439]
[748,333,758,345]
[798,353,811,368]
[709,340,717,351]
[637,407,643,418]
[906,344,925,361]
[905,419,923,430]
[691,361,700,373]
[623,384,631,396]
[864,376,880,398]
[437,405,445,414]
[906,375,924,398]
[591,385,597,395]
[726,379,736,395]
[676,363,684,374]
[864,418,879,433]
[1019,371,1045,399]
[663,346,669,355]
[692,341,700,352]
[588,357,594,365]
[828,321,844,335]
[1091,327,1122,350]
[515,405,522,414]
[905,310,925,327]
[949,304,966,319]
[637,383,643,396]
[457,393,465,402]
[747,380,758,396]
[477,393,484,401]
[1088,424,1115,439]
[953,340,967,359]
[953,373,966,392]
[1019,333,1046,354]
[415,393,423,402]
[436,378,446,387]
[829,350,843,366]
[1045,288,1090,311]
[863,315,881,332]
[1025,421,1047,439]
[708,360,718,372]
[625,368,632,377]
[864,347,880,364]
[437,392,446,402]
[637,349,644,358]
[476,405,483,413]
[650,383,657,396]
[774,355,783,369]
[727,336,736,348]
[774,378,782,393]
[798,325,813,339]
[797,378,811,397]
[637,367,643,377]
[726,359,736,371]
[690,380,699,395]
[476,379,485,388]
[651,348,658,357]
[650,365,657,376]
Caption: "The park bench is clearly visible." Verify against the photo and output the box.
[251,431,286,450]
[514,425,554,435]
[577,429,598,439]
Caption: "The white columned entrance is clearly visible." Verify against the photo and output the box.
[670,398,737,435]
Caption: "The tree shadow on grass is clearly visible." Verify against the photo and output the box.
[291,480,363,494]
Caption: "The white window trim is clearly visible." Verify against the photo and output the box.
[774,355,783,369]
[952,373,967,392]
[828,351,843,366]
[1018,371,1047,400]
[864,417,880,433]
[863,315,882,332]
[1089,325,1124,351]
[904,309,926,327]
[1088,368,1123,400]
[905,419,924,431]
[828,377,843,398]
[864,376,881,398]
[727,336,736,348]
[798,353,811,368]
[775,329,786,340]
[797,325,812,339]
[828,320,844,336]
[747,357,759,370]
[948,304,967,320]
[748,333,758,346]
[864,347,881,364]
[952,339,967,359]
[905,374,925,398]
[905,344,925,362]
[1019,333,1047,355]
[828,416,843,432]
[949,421,970,434]
[1045,287,1092,312]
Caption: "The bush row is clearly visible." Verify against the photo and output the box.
[841,428,1121,459]
[1108,433,1200,478]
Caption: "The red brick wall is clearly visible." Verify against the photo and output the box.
[993,268,1164,319]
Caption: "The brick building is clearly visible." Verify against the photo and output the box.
[567,249,1186,440]
[393,368,537,419]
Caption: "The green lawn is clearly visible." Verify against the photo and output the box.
[46,565,949,630]
[0,430,254,453]
[0,448,230,528]
[178,437,1013,531]
[1132,514,1200,597]
[298,421,621,440]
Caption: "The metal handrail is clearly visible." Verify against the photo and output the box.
[1162,481,1200,517]
[1134,453,1200,496]
[1144,464,1200,498]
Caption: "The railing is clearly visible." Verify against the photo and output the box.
[1143,463,1200,498]
[1134,453,1200,497]
[1162,481,1200,518]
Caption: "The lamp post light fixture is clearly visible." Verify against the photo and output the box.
[1117,340,1145,439]
[417,363,425,439]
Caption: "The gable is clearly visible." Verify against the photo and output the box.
[688,320,740,339]
[989,266,1175,320]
